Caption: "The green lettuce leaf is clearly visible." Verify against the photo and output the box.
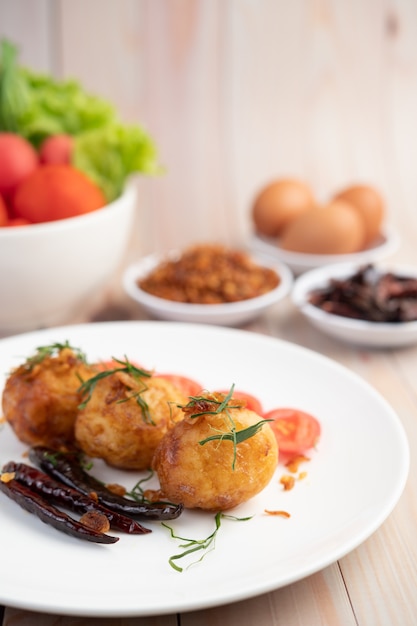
[16,70,117,146]
[0,39,161,201]
[73,124,162,202]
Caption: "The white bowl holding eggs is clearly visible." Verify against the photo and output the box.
[123,252,293,326]
[0,181,137,335]
[292,262,417,347]
[251,227,400,275]
[251,180,399,274]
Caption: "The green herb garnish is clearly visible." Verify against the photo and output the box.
[43,449,94,472]
[23,341,87,371]
[126,470,177,506]
[78,356,154,423]
[42,450,60,466]
[183,385,241,417]
[180,385,270,470]
[126,469,155,502]
[163,512,252,572]
[199,419,270,447]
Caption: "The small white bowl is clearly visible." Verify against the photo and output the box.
[0,180,138,335]
[123,253,293,326]
[251,228,400,275]
[292,262,417,347]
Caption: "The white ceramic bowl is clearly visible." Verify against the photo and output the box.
[123,253,293,326]
[251,227,400,275]
[0,181,138,335]
[292,262,417,347]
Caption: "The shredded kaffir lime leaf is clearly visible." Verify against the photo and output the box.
[180,385,270,469]
[77,356,154,423]
[126,470,155,502]
[23,341,87,371]
[180,384,242,417]
[42,449,94,472]
[126,470,178,506]
[163,512,252,572]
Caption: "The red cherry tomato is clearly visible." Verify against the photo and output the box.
[39,134,73,165]
[154,374,203,397]
[13,164,106,223]
[0,133,38,196]
[264,408,321,454]
[215,389,263,414]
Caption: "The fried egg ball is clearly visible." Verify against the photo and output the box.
[75,371,187,470]
[152,392,278,511]
[2,346,96,448]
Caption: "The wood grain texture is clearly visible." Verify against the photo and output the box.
[0,0,53,71]
[2,612,177,626]
[182,564,357,626]
[1,0,417,254]
[1,1,417,625]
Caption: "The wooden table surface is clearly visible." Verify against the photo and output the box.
[1,234,416,626]
[1,3,417,623]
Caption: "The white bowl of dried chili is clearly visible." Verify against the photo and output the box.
[123,244,293,326]
[292,262,417,347]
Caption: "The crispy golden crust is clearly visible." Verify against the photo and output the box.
[75,374,187,470]
[152,407,278,511]
[2,348,95,448]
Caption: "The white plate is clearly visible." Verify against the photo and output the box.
[123,253,293,326]
[292,262,417,347]
[251,228,400,275]
[0,322,409,617]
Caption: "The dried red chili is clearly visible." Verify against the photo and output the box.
[0,476,119,544]
[29,446,183,521]
[308,264,417,322]
[2,461,150,535]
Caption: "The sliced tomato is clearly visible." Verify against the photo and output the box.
[264,408,321,454]
[154,374,203,397]
[215,389,263,414]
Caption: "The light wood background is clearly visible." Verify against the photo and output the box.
[1,3,417,625]
[1,0,417,263]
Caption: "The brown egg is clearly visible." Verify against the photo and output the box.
[333,184,385,246]
[279,199,366,254]
[252,178,315,237]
